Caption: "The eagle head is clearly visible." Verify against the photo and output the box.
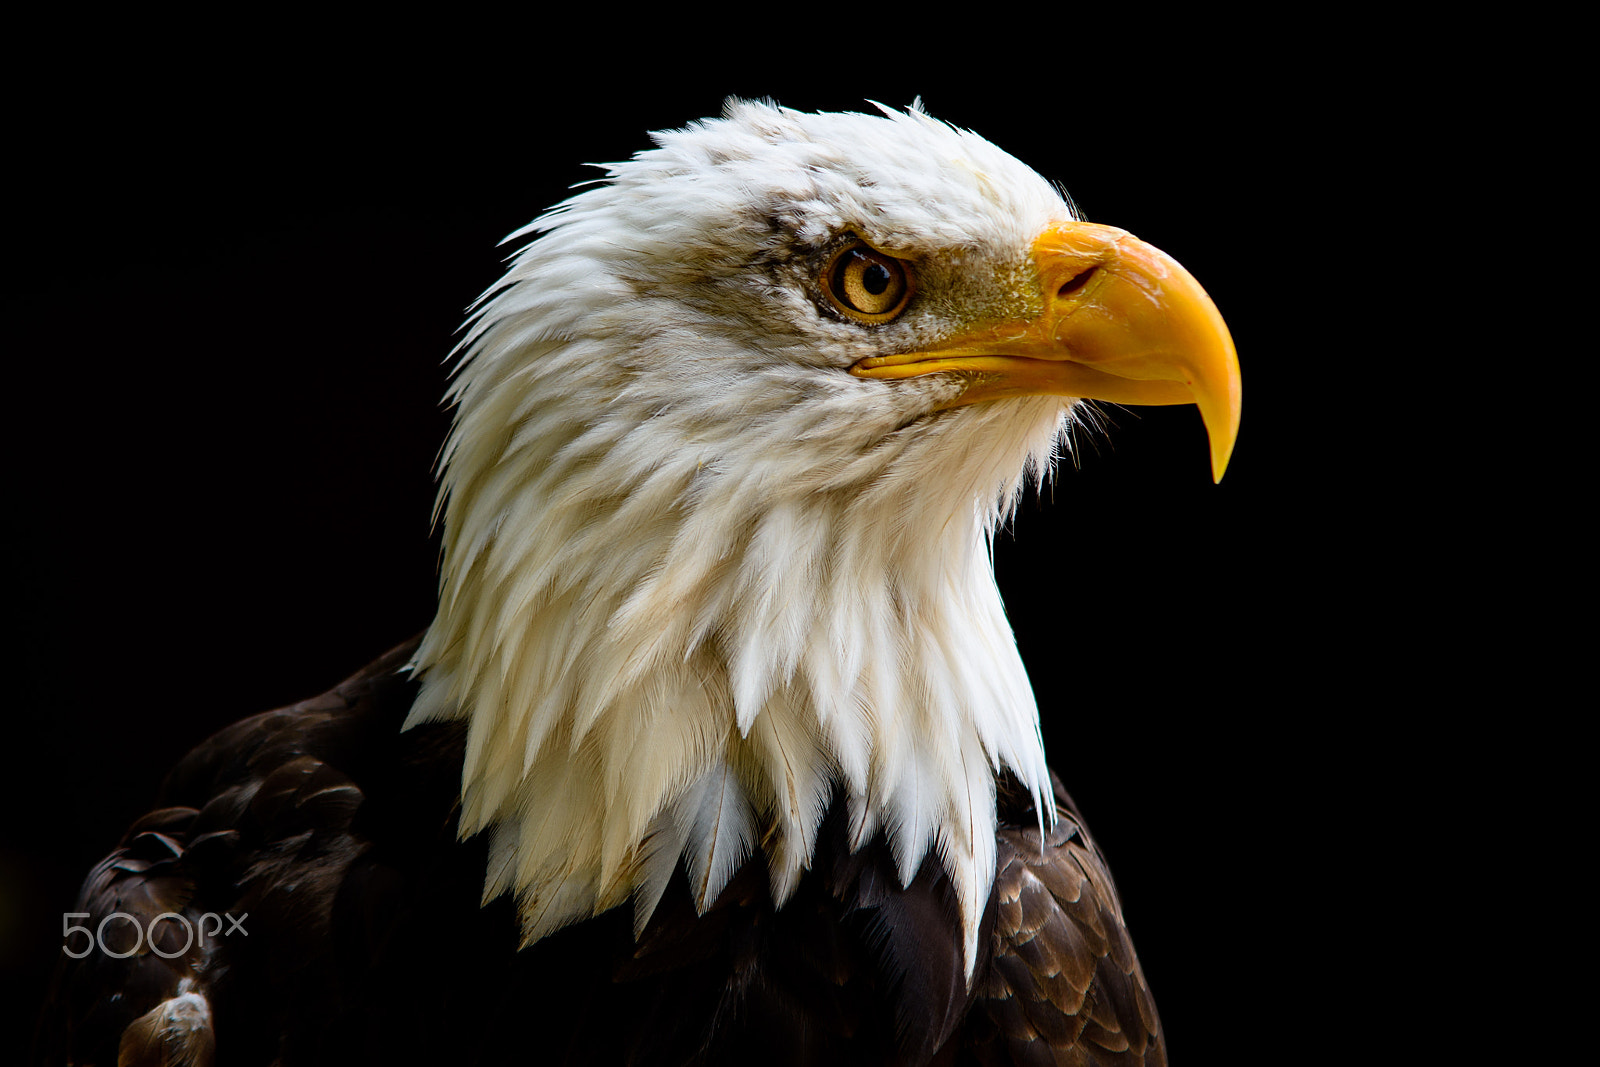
[404,100,1239,972]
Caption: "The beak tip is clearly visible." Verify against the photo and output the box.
[1202,395,1241,485]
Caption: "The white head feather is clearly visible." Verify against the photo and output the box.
[405,101,1083,974]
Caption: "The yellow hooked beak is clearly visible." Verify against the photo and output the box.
[850,221,1242,481]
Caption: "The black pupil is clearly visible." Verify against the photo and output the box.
[861,261,892,296]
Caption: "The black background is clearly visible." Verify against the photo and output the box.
[5,17,1423,1063]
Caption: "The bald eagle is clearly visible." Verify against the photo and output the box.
[43,101,1239,1066]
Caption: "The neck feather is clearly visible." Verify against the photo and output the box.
[407,296,1071,976]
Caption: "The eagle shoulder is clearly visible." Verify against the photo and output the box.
[963,776,1167,1066]
[38,637,454,1065]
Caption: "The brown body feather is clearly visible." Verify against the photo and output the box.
[40,640,1163,1066]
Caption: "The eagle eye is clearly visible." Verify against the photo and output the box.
[824,243,913,323]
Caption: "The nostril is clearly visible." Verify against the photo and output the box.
[1058,267,1097,299]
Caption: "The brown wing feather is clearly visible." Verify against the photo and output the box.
[962,777,1166,1066]
[40,805,220,1065]
[37,639,434,1065]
